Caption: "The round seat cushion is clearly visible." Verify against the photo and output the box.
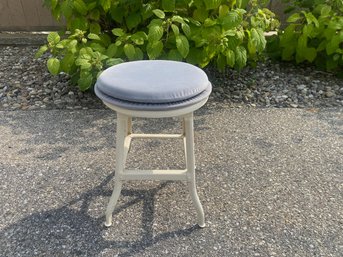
[95,60,210,104]
[95,82,212,111]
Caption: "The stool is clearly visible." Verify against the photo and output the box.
[95,60,212,228]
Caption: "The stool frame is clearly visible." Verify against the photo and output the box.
[103,98,208,228]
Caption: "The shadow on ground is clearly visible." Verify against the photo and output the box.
[1,173,199,257]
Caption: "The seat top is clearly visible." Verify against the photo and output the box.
[96,60,210,104]
[95,82,212,111]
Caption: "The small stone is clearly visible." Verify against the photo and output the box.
[54,99,62,105]
[325,91,335,98]
[297,84,306,90]
[290,104,298,108]
[301,89,308,95]
[68,91,75,96]
[12,103,21,109]
[28,105,38,110]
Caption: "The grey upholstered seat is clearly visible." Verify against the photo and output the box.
[95,60,211,110]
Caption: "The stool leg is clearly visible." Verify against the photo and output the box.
[184,113,205,228]
[182,119,187,165]
[105,113,128,227]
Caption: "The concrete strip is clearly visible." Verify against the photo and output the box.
[0,106,342,256]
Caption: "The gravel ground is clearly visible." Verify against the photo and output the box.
[0,46,343,110]
[0,108,342,256]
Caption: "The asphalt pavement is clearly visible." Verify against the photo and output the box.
[0,104,342,256]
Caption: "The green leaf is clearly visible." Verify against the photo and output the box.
[240,0,250,9]
[176,35,189,58]
[171,24,180,36]
[234,46,247,69]
[287,13,302,23]
[168,49,183,61]
[112,28,125,37]
[320,5,332,16]
[221,11,242,30]
[297,34,308,50]
[106,44,118,58]
[216,54,226,70]
[134,47,144,60]
[90,23,101,34]
[328,18,343,30]
[47,58,60,75]
[326,35,341,55]
[35,45,48,58]
[146,41,163,59]
[236,0,242,8]
[106,58,123,67]
[250,28,266,52]
[193,8,208,22]
[303,47,317,62]
[60,53,75,72]
[110,5,124,23]
[172,16,184,24]
[223,30,235,37]
[99,0,111,12]
[51,0,58,9]
[302,11,319,27]
[69,17,88,31]
[47,32,60,44]
[61,1,73,18]
[78,71,93,91]
[75,58,91,69]
[204,18,217,27]
[131,32,147,45]
[152,9,165,19]
[204,0,221,10]
[148,24,164,42]
[73,0,88,15]
[187,48,206,66]
[89,9,100,20]
[88,33,100,40]
[219,5,229,18]
[124,43,136,60]
[281,44,296,60]
[87,2,97,11]
[225,49,235,67]
[181,23,191,37]
[90,43,105,53]
[162,0,175,12]
[126,12,141,30]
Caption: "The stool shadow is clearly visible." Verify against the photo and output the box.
[1,173,199,257]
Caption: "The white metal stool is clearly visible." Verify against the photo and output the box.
[95,60,212,228]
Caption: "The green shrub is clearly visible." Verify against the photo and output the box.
[271,0,343,73]
[37,0,279,91]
